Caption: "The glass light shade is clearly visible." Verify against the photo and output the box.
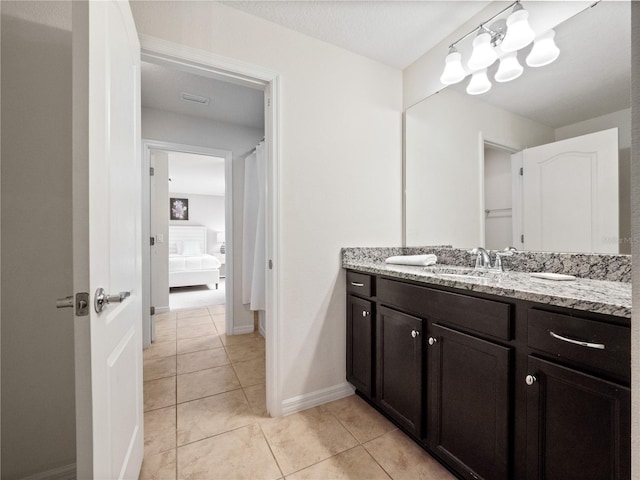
[440,49,466,85]
[466,69,491,95]
[468,31,497,70]
[526,30,560,67]
[501,6,535,52]
[495,52,523,82]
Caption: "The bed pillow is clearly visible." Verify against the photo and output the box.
[182,240,202,256]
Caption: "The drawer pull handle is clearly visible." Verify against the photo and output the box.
[549,330,605,350]
[350,282,365,287]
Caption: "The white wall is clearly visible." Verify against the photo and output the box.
[142,107,262,330]
[151,150,170,312]
[132,1,403,405]
[405,88,554,248]
[168,192,225,254]
[556,108,632,253]
[1,2,76,478]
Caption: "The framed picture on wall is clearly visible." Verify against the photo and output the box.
[170,198,189,220]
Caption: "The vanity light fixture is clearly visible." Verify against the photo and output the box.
[526,30,560,67]
[440,46,466,85]
[439,0,568,95]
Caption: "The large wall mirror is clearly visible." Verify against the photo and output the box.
[405,1,631,254]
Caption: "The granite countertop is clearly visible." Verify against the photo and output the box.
[343,259,631,319]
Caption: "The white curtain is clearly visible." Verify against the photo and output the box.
[242,142,266,310]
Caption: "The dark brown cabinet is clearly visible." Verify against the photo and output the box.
[344,270,630,480]
[428,324,511,480]
[346,295,374,396]
[376,306,423,437]
[525,356,630,480]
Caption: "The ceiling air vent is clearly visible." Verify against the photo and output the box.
[180,92,210,105]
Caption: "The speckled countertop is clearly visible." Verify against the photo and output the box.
[343,251,631,319]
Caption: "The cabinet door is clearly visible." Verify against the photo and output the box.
[428,323,511,480]
[526,356,630,480]
[346,295,374,396]
[377,306,423,437]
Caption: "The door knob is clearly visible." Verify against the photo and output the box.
[94,288,131,313]
[411,329,420,338]
[428,336,437,345]
[525,374,537,386]
[362,310,370,317]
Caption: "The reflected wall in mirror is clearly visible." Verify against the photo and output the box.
[405,1,631,254]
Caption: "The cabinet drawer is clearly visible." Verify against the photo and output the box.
[347,271,374,298]
[528,309,630,382]
[378,278,512,340]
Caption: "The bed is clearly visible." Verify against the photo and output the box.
[168,226,221,289]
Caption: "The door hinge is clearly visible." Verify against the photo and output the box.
[521,234,525,243]
[267,98,271,107]
[519,167,523,176]
[150,236,155,246]
[150,167,155,176]
[150,306,156,316]
[268,259,273,270]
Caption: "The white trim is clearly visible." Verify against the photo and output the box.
[141,139,234,343]
[140,35,282,417]
[281,383,355,417]
[232,324,256,335]
[20,464,76,480]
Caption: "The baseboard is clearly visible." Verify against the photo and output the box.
[21,463,76,480]
[281,382,355,416]
[155,306,170,314]
[232,324,255,335]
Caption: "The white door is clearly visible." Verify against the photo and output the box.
[73,1,143,478]
[518,128,619,253]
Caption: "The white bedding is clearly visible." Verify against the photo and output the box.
[169,254,221,272]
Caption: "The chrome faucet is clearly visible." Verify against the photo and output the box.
[469,246,516,272]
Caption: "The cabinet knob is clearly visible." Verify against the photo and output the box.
[525,374,537,386]
[411,329,420,338]
[362,310,370,317]
[428,336,437,345]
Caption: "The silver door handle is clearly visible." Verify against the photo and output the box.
[549,330,605,350]
[94,288,131,313]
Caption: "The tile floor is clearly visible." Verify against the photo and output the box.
[141,305,455,480]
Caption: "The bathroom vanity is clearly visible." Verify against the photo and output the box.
[343,248,631,480]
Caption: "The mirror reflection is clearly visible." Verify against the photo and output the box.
[405,1,631,254]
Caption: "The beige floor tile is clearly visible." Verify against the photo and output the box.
[221,330,262,347]
[154,328,177,344]
[177,389,256,445]
[175,308,210,319]
[213,320,226,334]
[144,377,176,412]
[177,334,223,355]
[144,406,176,456]
[364,430,455,480]
[177,323,217,340]
[156,311,177,322]
[139,449,176,480]
[325,394,396,443]
[177,424,281,480]
[232,356,266,388]
[177,348,230,374]
[155,318,176,332]
[225,337,265,363]
[144,356,177,382]
[208,305,225,314]
[287,446,390,480]
[243,383,268,418]
[176,315,213,328]
[260,405,358,475]
[211,312,225,323]
[144,341,177,360]
[177,365,241,403]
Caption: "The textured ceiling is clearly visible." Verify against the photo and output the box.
[141,61,265,129]
[168,152,226,196]
[221,0,491,69]
[447,1,631,128]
